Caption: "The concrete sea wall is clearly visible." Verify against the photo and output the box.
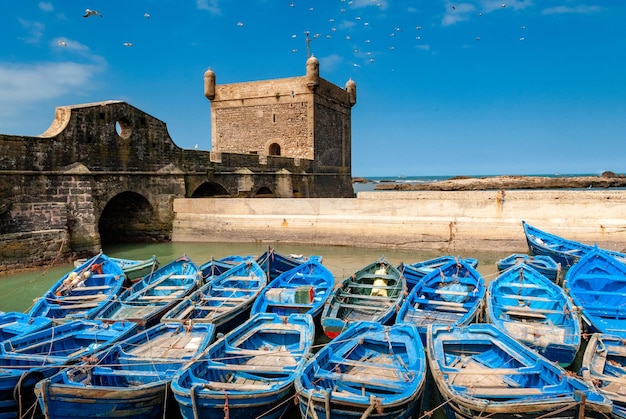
[172,190,626,254]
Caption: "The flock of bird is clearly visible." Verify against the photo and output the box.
[69,2,526,69]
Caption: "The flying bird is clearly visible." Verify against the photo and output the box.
[237,21,244,27]
[144,13,150,19]
[57,40,67,47]
[83,9,102,18]
[123,42,133,47]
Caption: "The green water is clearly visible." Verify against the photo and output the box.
[0,242,507,313]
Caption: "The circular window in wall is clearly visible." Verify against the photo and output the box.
[115,117,132,139]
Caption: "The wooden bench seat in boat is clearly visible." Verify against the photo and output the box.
[347,283,399,290]
[499,294,557,303]
[137,295,183,301]
[314,371,404,391]
[359,273,399,281]
[201,296,248,302]
[422,287,476,297]
[204,381,270,391]
[337,302,385,311]
[71,285,113,292]
[501,305,568,315]
[51,294,108,302]
[92,366,160,377]
[89,274,117,279]
[222,276,261,282]
[469,387,544,397]
[414,298,469,312]
[211,287,254,292]
[168,275,197,280]
[339,292,396,301]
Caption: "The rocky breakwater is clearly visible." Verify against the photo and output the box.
[370,172,626,191]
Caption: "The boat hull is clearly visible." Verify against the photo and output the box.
[581,334,626,419]
[36,322,215,419]
[295,322,426,419]
[485,264,581,367]
[321,257,405,340]
[296,392,422,419]
[37,381,171,419]
[171,313,313,419]
[427,324,612,419]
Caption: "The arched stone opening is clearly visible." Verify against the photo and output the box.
[98,192,161,244]
[268,143,281,156]
[191,182,230,197]
[254,187,274,197]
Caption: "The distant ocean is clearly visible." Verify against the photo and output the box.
[352,174,599,193]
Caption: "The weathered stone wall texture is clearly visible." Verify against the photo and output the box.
[172,190,626,254]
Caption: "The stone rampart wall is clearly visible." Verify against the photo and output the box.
[172,190,626,254]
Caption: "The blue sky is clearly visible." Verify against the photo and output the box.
[1,1,625,177]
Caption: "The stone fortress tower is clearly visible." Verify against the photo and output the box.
[204,56,356,171]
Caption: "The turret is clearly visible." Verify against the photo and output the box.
[345,78,357,107]
[204,68,216,100]
[305,55,319,89]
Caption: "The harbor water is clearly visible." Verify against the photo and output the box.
[0,242,531,419]
[0,242,507,313]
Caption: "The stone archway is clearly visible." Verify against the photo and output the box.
[191,182,230,197]
[254,186,274,197]
[98,191,161,244]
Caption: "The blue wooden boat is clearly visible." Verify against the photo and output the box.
[0,312,52,342]
[256,247,322,281]
[522,220,626,269]
[581,333,626,419]
[320,257,405,339]
[75,255,160,285]
[171,313,314,419]
[294,321,426,419]
[396,258,485,344]
[28,252,126,321]
[427,323,612,418]
[35,322,216,419]
[485,263,581,367]
[250,259,334,320]
[0,320,137,418]
[95,255,202,330]
[563,246,626,337]
[496,253,561,283]
[161,259,267,332]
[399,255,478,292]
[198,256,244,280]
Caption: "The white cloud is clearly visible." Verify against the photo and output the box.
[0,61,104,118]
[319,54,343,72]
[51,37,91,54]
[38,2,53,12]
[542,5,602,15]
[479,0,533,13]
[338,20,357,30]
[352,0,388,10]
[442,3,476,26]
[196,0,221,15]
[18,19,45,44]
